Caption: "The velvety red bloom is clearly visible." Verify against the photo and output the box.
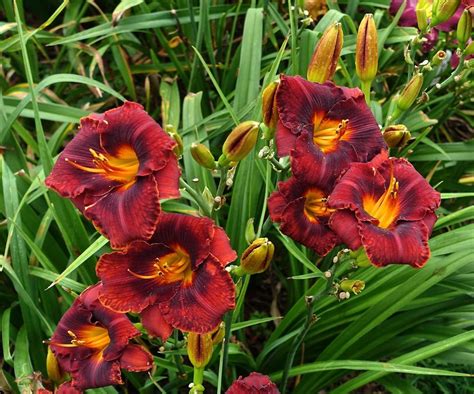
[96,213,237,337]
[45,102,180,248]
[328,151,440,267]
[226,372,279,394]
[268,135,339,256]
[275,75,386,179]
[49,284,152,391]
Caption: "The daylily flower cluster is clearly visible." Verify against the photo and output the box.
[45,102,237,391]
[268,75,441,268]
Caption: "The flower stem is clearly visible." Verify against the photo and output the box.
[217,310,234,393]
[361,80,371,105]
[189,367,205,394]
[179,178,212,217]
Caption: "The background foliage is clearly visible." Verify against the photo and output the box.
[0,0,473,393]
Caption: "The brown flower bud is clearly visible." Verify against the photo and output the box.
[187,332,213,369]
[383,124,412,148]
[238,238,274,275]
[457,9,472,49]
[340,279,365,295]
[47,346,65,383]
[356,14,378,83]
[222,121,259,163]
[191,143,216,170]
[431,0,462,27]
[262,81,279,130]
[307,22,343,83]
[397,73,424,111]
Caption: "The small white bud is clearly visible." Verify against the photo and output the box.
[324,271,332,278]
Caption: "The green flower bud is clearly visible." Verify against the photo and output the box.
[457,9,472,49]
[47,346,66,384]
[222,121,259,163]
[356,14,378,83]
[383,124,412,148]
[431,0,461,27]
[340,279,365,295]
[432,50,447,66]
[262,81,279,131]
[245,218,256,244]
[465,41,474,55]
[165,125,183,157]
[307,22,343,83]
[397,73,424,111]
[416,8,429,31]
[187,332,213,369]
[237,237,274,275]
[191,143,216,170]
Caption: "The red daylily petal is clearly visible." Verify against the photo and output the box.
[341,86,363,99]
[423,212,438,236]
[45,117,115,199]
[328,210,363,251]
[153,151,181,199]
[150,213,215,268]
[119,344,153,372]
[159,259,235,333]
[210,226,237,267]
[268,188,288,223]
[71,355,122,390]
[275,121,298,157]
[140,303,174,341]
[56,382,82,394]
[226,372,280,394]
[97,242,179,313]
[84,175,160,248]
[359,219,432,268]
[99,101,176,176]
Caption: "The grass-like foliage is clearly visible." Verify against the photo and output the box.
[0,0,473,393]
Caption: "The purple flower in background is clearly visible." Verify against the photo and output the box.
[389,0,418,27]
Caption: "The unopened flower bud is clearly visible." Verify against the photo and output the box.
[383,124,412,148]
[245,218,256,244]
[397,73,424,111]
[165,125,183,157]
[307,22,343,83]
[238,238,274,275]
[187,332,213,369]
[356,14,378,83]
[191,143,216,170]
[210,323,225,345]
[416,7,429,31]
[465,41,474,55]
[47,346,65,383]
[432,50,447,66]
[457,9,472,49]
[222,121,259,163]
[262,81,279,131]
[340,279,365,295]
[431,0,461,27]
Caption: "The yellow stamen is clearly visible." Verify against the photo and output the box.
[304,188,335,223]
[53,326,110,351]
[67,144,139,189]
[363,171,400,229]
[312,115,349,153]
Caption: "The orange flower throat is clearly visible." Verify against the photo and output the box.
[67,144,139,190]
[128,246,193,285]
[54,326,110,351]
[363,172,400,229]
[313,112,350,153]
[304,188,334,223]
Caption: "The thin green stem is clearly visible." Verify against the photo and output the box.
[218,310,234,392]
[289,0,298,75]
[257,161,272,237]
[361,80,371,105]
[180,178,212,217]
[190,367,205,394]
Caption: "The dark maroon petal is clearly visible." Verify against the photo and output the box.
[99,102,177,176]
[119,344,153,372]
[140,303,174,341]
[328,210,363,251]
[56,382,82,394]
[150,213,215,268]
[153,151,181,199]
[71,356,122,390]
[159,259,235,333]
[226,372,280,394]
[83,175,160,248]
[341,86,364,99]
[275,121,298,157]
[97,242,179,313]
[45,117,116,199]
[268,189,288,223]
[391,158,441,221]
[359,219,432,267]
[276,75,343,133]
[423,212,438,236]
[209,226,237,267]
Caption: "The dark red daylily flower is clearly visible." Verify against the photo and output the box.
[275,75,386,179]
[45,102,180,248]
[49,284,152,391]
[328,151,440,267]
[226,372,280,394]
[268,135,340,256]
[96,213,237,337]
